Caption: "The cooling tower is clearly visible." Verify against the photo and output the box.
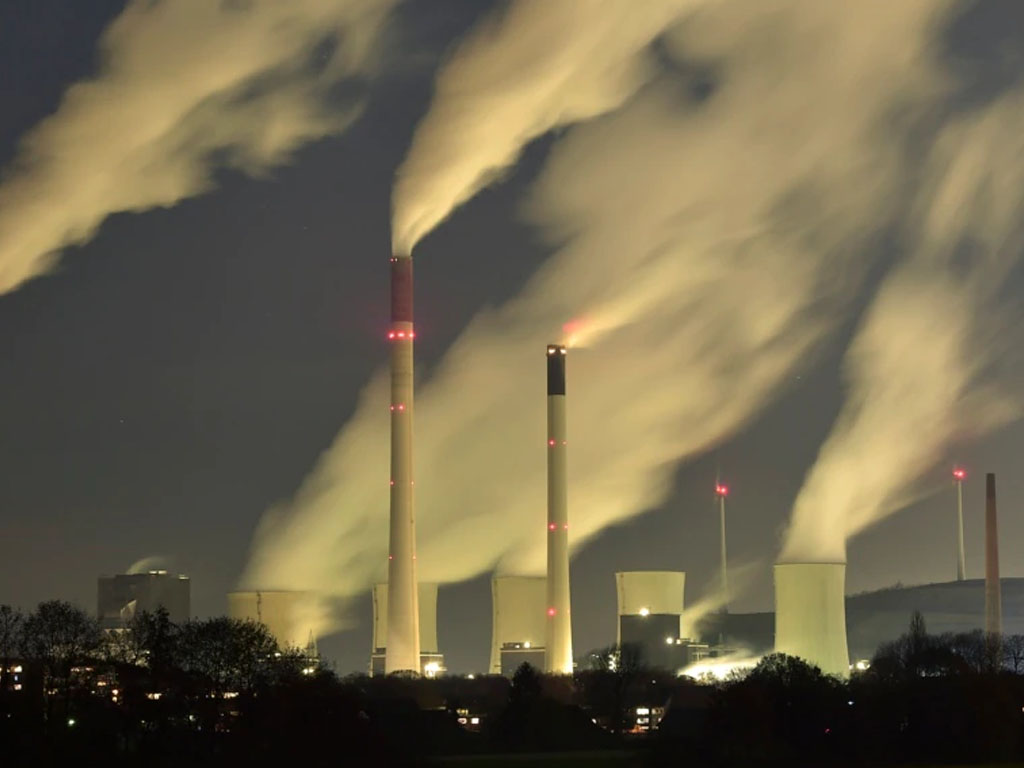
[491,575,547,675]
[227,590,316,651]
[774,563,849,678]
[615,571,686,643]
[616,571,686,670]
[985,473,1002,635]
[545,344,573,674]
[386,254,420,674]
[371,582,441,676]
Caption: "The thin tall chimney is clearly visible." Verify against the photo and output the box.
[544,344,573,673]
[985,472,1001,636]
[385,254,420,673]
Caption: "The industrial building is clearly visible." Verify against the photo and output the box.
[227,590,317,652]
[490,575,546,675]
[371,582,444,676]
[616,571,709,670]
[97,570,190,630]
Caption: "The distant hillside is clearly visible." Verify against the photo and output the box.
[695,577,1024,662]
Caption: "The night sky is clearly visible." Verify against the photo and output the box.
[2,0,1024,675]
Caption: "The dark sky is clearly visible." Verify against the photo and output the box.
[2,0,1024,675]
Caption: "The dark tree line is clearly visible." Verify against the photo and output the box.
[8,601,1024,766]
[656,612,1024,767]
[0,600,387,767]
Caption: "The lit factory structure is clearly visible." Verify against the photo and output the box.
[98,570,190,630]
[616,571,708,669]
[371,582,444,677]
[545,344,573,674]
[228,590,317,652]
[490,575,547,675]
[773,563,850,678]
[386,252,420,674]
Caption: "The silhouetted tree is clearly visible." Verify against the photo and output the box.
[509,662,542,706]
[577,643,648,733]
[176,617,281,695]
[1004,634,1024,674]
[19,601,100,723]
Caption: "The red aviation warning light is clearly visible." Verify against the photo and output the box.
[715,483,729,497]
[953,468,966,481]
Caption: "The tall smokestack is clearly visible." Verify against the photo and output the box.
[385,254,420,674]
[985,472,1001,636]
[545,344,573,673]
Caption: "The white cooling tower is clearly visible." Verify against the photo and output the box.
[490,575,547,674]
[227,590,316,651]
[615,571,686,644]
[774,563,849,678]
[372,582,440,675]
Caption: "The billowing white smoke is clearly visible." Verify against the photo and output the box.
[0,0,393,294]
[781,93,1024,562]
[245,0,960,634]
[391,0,700,256]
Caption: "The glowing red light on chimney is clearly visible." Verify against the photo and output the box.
[548,439,555,446]
[388,331,396,340]
[547,608,556,617]
[548,523,556,531]
[953,468,966,480]
[715,484,729,497]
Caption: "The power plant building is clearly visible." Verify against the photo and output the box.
[490,575,547,676]
[371,582,444,676]
[97,570,190,630]
[616,571,700,670]
[227,590,317,651]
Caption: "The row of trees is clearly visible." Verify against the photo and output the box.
[0,601,363,765]
[7,601,1024,764]
[0,601,311,702]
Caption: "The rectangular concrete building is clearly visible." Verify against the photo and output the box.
[97,570,190,629]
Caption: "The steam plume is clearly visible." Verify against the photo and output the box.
[781,92,1024,562]
[390,0,698,255]
[246,0,958,635]
[0,0,393,294]
[126,555,168,575]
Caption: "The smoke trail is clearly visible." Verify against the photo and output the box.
[391,0,699,256]
[781,91,1024,562]
[126,555,168,575]
[245,0,956,635]
[0,0,393,294]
